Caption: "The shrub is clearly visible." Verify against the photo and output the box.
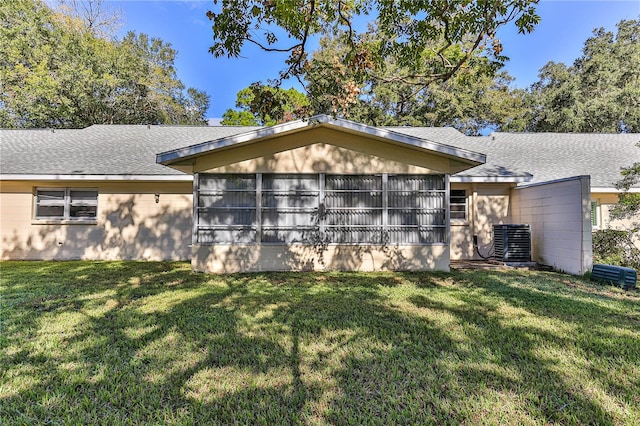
[592,229,640,270]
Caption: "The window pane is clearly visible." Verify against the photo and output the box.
[262,210,317,227]
[199,209,256,226]
[36,205,64,218]
[199,174,256,191]
[262,228,317,243]
[325,192,382,208]
[325,210,382,226]
[388,192,444,209]
[324,176,383,242]
[70,205,97,218]
[325,175,382,191]
[388,227,446,244]
[325,227,383,244]
[70,190,97,204]
[260,174,320,244]
[388,175,445,191]
[262,193,318,209]
[450,189,467,221]
[197,174,257,243]
[263,174,318,191]
[197,228,256,244]
[37,190,65,204]
[199,192,256,208]
[451,190,466,204]
[389,209,446,226]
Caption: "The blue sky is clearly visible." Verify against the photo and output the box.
[108,0,640,119]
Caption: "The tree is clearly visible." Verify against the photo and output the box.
[221,84,310,126]
[55,0,123,38]
[304,32,528,134]
[0,0,209,128]
[594,151,640,269]
[207,0,539,115]
[527,19,640,133]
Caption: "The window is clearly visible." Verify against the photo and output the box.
[591,201,599,228]
[261,174,320,243]
[450,189,467,221]
[35,188,98,221]
[324,175,383,243]
[388,175,446,243]
[195,173,447,245]
[196,174,256,243]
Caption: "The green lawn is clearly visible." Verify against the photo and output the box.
[1,261,639,425]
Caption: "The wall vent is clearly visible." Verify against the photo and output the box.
[493,224,531,263]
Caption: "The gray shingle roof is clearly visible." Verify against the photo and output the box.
[2,123,639,189]
[0,125,259,176]
[389,129,640,187]
[482,132,640,188]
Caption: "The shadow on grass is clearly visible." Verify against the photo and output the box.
[1,262,638,424]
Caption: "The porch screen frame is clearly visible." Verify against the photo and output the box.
[194,173,449,245]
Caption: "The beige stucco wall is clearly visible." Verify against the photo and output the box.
[450,183,513,260]
[0,181,192,260]
[184,128,465,272]
[192,127,468,175]
[592,192,638,231]
[512,176,592,274]
[192,243,450,273]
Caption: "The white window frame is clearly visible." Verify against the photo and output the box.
[591,200,600,229]
[34,188,98,222]
[450,189,468,222]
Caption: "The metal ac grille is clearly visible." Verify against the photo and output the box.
[493,224,531,262]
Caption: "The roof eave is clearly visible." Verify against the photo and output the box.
[156,114,486,167]
[0,174,193,181]
[450,174,533,183]
[315,115,485,165]
[591,186,640,193]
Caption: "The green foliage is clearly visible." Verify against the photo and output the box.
[593,229,640,270]
[2,261,639,424]
[614,194,640,220]
[207,0,539,116]
[527,19,640,133]
[221,83,310,126]
[305,31,528,134]
[0,0,209,128]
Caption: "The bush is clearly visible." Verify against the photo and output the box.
[592,229,640,270]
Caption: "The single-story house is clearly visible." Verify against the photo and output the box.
[1,115,638,274]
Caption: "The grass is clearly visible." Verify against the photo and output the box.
[1,261,639,425]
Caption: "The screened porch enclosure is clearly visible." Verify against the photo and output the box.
[194,173,448,245]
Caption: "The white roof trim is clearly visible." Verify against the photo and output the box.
[156,119,309,163]
[515,175,590,190]
[156,114,486,166]
[591,187,640,193]
[0,174,193,181]
[315,115,485,163]
[451,175,532,183]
